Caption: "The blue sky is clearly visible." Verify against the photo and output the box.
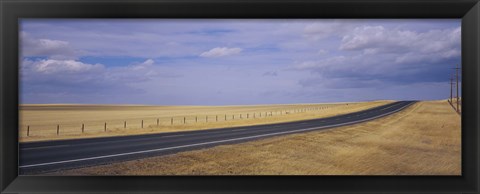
[20,19,461,105]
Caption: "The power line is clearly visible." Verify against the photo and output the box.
[450,73,454,103]
[455,63,460,112]
[450,63,461,114]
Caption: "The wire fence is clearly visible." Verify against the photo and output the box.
[20,104,351,137]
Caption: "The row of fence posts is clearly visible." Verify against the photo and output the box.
[24,105,335,137]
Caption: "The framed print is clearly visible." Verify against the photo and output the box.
[1,0,479,193]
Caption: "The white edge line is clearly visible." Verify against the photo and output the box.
[20,102,414,169]
[230,128,248,132]
[21,145,71,151]
[162,134,185,138]
[381,104,397,110]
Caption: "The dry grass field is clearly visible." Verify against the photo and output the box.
[448,97,462,113]
[51,100,461,175]
[19,100,391,142]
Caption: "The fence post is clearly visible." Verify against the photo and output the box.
[184,117,186,124]
[216,115,218,121]
[240,114,242,119]
[247,113,249,118]
[225,114,227,121]
[171,118,173,125]
[196,116,198,123]
[27,125,30,137]
[206,116,208,122]
[124,121,126,129]
[57,124,60,135]
[157,118,159,126]
[142,120,144,128]
[104,122,107,132]
[82,123,85,133]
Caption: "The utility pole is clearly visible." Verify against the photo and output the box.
[456,63,460,112]
[450,73,454,103]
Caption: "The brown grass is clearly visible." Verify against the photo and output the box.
[448,97,462,113]
[50,100,461,175]
[20,100,391,142]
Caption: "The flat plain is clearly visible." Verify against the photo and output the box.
[50,100,461,175]
[19,100,392,142]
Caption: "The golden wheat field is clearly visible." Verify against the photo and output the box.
[51,100,461,175]
[19,100,392,142]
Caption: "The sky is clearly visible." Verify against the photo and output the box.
[20,19,461,105]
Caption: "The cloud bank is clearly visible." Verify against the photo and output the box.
[20,19,461,105]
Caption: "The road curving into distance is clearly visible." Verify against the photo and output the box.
[19,101,416,174]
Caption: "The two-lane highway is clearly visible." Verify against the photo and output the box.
[19,101,416,174]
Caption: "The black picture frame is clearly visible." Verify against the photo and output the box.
[1,0,479,193]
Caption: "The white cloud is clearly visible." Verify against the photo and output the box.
[130,59,155,70]
[200,47,242,57]
[21,58,161,93]
[303,21,353,40]
[340,26,461,58]
[21,32,77,59]
[142,59,155,66]
[23,59,104,74]
[106,59,160,82]
[301,21,461,80]
[293,25,461,89]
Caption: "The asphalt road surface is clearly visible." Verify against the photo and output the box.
[19,101,416,174]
